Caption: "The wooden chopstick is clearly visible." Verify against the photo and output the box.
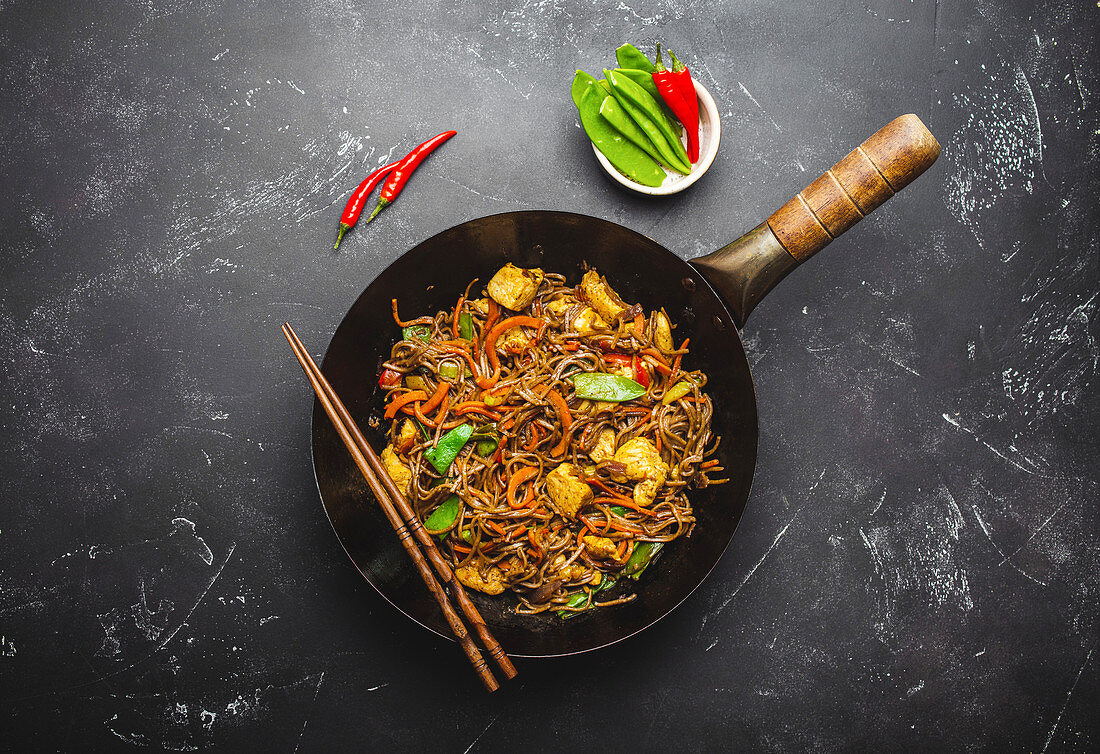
[282,323,518,681]
[281,323,516,690]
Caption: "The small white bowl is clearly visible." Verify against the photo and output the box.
[592,78,721,195]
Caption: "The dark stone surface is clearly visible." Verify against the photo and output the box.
[1,0,1095,750]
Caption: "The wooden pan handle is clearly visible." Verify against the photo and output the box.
[766,114,940,262]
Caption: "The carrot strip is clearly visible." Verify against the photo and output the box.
[641,347,670,367]
[586,478,632,501]
[485,519,507,537]
[506,466,540,509]
[456,406,503,420]
[592,495,656,517]
[616,540,628,559]
[384,390,427,419]
[391,299,433,328]
[700,459,721,469]
[484,299,500,334]
[671,337,689,378]
[633,312,646,337]
[480,315,550,388]
[418,381,449,415]
[654,431,663,454]
[546,388,573,457]
[643,356,673,377]
[524,424,543,451]
[409,402,463,429]
[452,295,466,340]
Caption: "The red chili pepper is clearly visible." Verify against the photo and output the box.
[378,368,402,388]
[365,130,457,224]
[667,50,700,162]
[334,162,399,250]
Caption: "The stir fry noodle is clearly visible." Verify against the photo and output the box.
[377,264,726,618]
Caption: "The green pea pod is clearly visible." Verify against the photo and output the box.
[571,70,665,188]
[598,95,678,172]
[424,423,474,473]
[622,541,664,579]
[424,495,462,538]
[615,43,654,73]
[572,372,646,401]
[402,325,431,342]
[458,312,474,340]
[605,69,690,172]
[612,68,678,126]
[556,577,618,619]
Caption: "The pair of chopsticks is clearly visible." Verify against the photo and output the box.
[282,322,517,691]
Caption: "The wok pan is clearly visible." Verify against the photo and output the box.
[312,115,940,657]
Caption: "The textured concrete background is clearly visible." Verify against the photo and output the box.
[1,0,1096,750]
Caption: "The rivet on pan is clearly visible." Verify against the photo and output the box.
[681,277,696,292]
[712,316,725,331]
[532,244,544,257]
[680,307,695,323]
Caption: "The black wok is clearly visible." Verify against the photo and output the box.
[311,115,940,657]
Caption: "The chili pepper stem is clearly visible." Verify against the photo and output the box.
[365,198,390,224]
[334,223,350,250]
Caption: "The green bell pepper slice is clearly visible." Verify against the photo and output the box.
[402,325,431,342]
[572,372,646,401]
[424,424,474,474]
[424,495,462,538]
[458,312,474,340]
[438,361,465,380]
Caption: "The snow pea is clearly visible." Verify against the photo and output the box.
[613,68,676,124]
[598,95,682,173]
[572,372,646,401]
[424,423,474,473]
[605,69,690,171]
[571,70,665,188]
[424,495,461,537]
[622,541,664,579]
[556,577,618,619]
[616,43,654,73]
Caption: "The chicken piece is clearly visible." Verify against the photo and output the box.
[610,437,669,507]
[589,428,617,464]
[486,263,544,310]
[546,296,609,335]
[579,270,630,324]
[468,297,490,315]
[380,444,412,498]
[455,564,506,595]
[550,554,590,583]
[572,306,610,336]
[397,419,418,446]
[545,462,593,519]
[653,310,674,352]
[545,297,572,318]
[583,535,618,559]
[499,326,529,353]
